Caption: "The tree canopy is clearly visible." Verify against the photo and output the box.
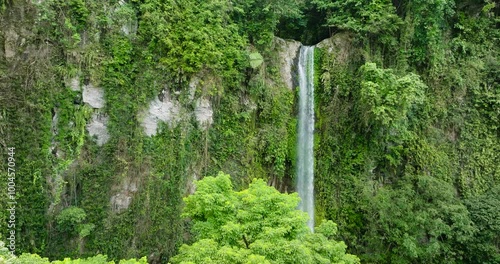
[170,172,359,264]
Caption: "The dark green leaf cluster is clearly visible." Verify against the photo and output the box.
[231,0,303,47]
[314,0,499,263]
[313,0,401,37]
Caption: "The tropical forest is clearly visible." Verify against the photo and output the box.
[0,0,498,263]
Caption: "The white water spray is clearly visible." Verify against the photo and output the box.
[297,46,315,232]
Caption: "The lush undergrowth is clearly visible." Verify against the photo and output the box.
[314,0,499,263]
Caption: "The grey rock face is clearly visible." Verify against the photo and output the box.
[110,177,138,213]
[194,98,213,128]
[4,28,19,60]
[140,96,181,136]
[274,37,301,90]
[82,84,105,109]
[316,32,354,64]
[86,113,110,146]
[69,77,81,91]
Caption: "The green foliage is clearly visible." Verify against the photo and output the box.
[363,172,475,263]
[208,65,295,185]
[313,0,395,33]
[0,1,65,253]
[402,0,455,73]
[360,62,426,127]
[248,52,264,69]
[3,0,499,263]
[172,172,359,264]
[231,0,304,47]
[170,239,268,264]
[313,0,401,43]
[258,87,295,178]
[0,239,15,264]
[314,1,499,263]
[449,2,500,198]
[67,0,89,30]
[55,206,95,243]
[464,186,500,263]
[35,0,91,49]
[4,2,298,260]
[138,0,247,82]
[359,62,428,169]
[13,253,147,264]
[14,253,51,264]
[0,244,147,264]
[56,207,87,234]
[276,1,331,45]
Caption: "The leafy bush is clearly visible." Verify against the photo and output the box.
[171,172,359,264]
[56,206,94,237]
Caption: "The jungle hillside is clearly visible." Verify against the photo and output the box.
[0,0,499,263]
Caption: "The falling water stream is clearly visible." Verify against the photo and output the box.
[297,46,315,232]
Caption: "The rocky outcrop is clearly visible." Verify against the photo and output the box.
[82,83,105,109]
[194,98,213,128]
[316,32,355,64]
[110,176,138,213]
[140,71,220,136]
[4,28,19,60]
[86,113,110,146]
[140,95,181,136]
[273,37,301,90]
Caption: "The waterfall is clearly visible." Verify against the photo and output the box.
[297,46,315,232]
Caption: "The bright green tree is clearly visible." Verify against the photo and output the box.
[171,172,359,264]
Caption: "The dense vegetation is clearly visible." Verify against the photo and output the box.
[313,0,499,263]
[0,0,498,263]
[171,172,359,264]
[0,239,147,263]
